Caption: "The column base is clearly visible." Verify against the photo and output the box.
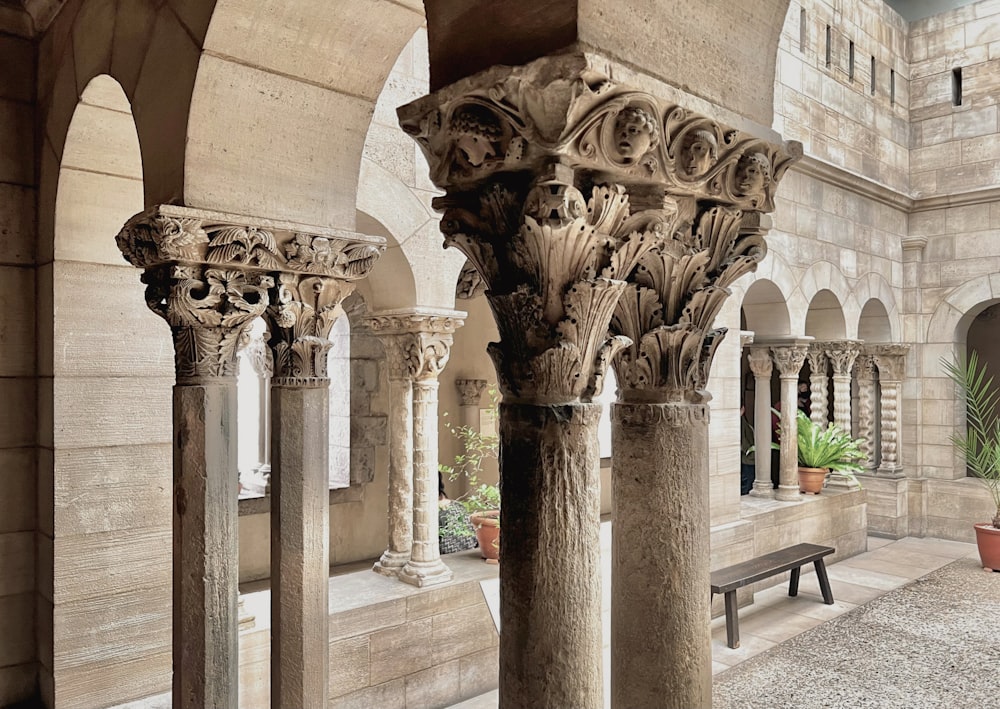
[774,484,802,501]
[826,471,862,489]
[372,549,410,577]
[749,481,775,498]
[876,465,906,479]
[398,558,453,588]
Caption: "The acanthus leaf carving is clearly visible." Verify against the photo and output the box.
[141,264,272,382]
[205,224,281,269]
[770,345,808,377]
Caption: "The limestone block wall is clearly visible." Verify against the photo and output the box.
[909,1,1000,197]
[776,0,910,191]
[0,24,39,709]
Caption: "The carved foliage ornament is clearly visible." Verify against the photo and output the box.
[826,343,861,376]
[870,344,909,382]
[117,208,384,280]
[264,273,355,383]
[434,166,672,403]
[770,346,808,377]
[611,205,766,402]
[364,314,463,382]
[141,265,271,381]
[399,59,802,210]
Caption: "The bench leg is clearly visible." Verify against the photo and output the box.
[788,566,801,597]
[814,559,834,604]
[724,591,740,649]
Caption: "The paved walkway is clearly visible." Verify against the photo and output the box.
[450,535,981,709]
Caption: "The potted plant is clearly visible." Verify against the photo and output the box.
[777,410,865,494]
[439,390,501,560]
[942,351,1000,571]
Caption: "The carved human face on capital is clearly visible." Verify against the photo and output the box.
[614,107,657,161]
[681,130,718,177]
[736,152,771,194]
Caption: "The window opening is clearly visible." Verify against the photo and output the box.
[890,68,896,105]
[870,56,876,95]
[848,41,855,81]
[825,25,832,67]
[952,67,963,106]
[799,9,807,52]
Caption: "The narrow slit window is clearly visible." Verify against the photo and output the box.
[825,25,832,67]
[799,9,807,52]
[871,56,876,95]
[849,41,855,81]
[890,68,896,105]
[952,67,963,106]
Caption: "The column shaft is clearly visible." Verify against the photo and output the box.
[270,385,331,708]
[611,403,711,709]
[499,403,603,709]
[749,350,774,498]
[878,379,902,475]
[856,357,877,472]
[374,377,414,574]
[832,375,852,432]
[399,379,453,586]
[776,371,801,501]
[172,384,239,709]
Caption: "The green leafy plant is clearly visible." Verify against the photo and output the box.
[942,351,1000,529]
[773,410,866,481]
[439,388,500,538]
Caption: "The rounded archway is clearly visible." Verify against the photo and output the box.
[805,289,847,340]
[49,75,173,707]
[741,279,792,337]
[859,298,892,342]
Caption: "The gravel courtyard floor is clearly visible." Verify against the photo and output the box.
[713,557,1000,708]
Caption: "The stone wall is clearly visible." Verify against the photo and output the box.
[0,21,39,708]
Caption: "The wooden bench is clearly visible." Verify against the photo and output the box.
[710,543,835,649]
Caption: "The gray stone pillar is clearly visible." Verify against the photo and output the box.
[456,378,487,429]
[611,403,711,708]
[827,342,861,490]
[265,274,355,708]
[117,206,384,709]
[398,56,801,709]
[400,322,462,587]
[807,345,828,427]
[873,344,909,478]
[855,352,878,473]
[748,347,774,498]
[771,345,808,501]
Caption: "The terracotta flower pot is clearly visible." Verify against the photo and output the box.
[797,466,828,494]
[974,523,1000,571]
[471,510,500,561]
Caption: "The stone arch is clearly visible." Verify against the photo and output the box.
[741,279,792,337]
[927,275,1000,345]
[797,261,855,337]
[183,0,425,228]
[855,272,900,343]
[858,299,893,343]
[805,289,847,340]
[47,74,174,708]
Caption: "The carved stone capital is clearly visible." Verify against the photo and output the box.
[239,329,273,377]
[364,310,465,383]
[141,264,271,383]
[770,345,808,378]
[263,273,355,385]
[612,203,770,402]
[870,343,909,382]
[399,54,802,211]
[806,345,827,374]
[456,379,489,406]
[748,347,773,378]
[855,352,878,382]
[826,341,861,376]
[455,260,487,299]
[117,205,385,279]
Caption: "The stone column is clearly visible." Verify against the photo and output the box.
[873,344,909,478]
[748,347,775,498]
[265,273,356,709]
[771,345,808,501]
[401,321,462,587]
[827,342,861,490]
[399,55,801,709]
[456,378,488,430]
[117,206,384,709]
[855,352,878,473]
[807,345,828,427]
[369,329,416,576]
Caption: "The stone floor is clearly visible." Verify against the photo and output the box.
[449,534,982,709]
